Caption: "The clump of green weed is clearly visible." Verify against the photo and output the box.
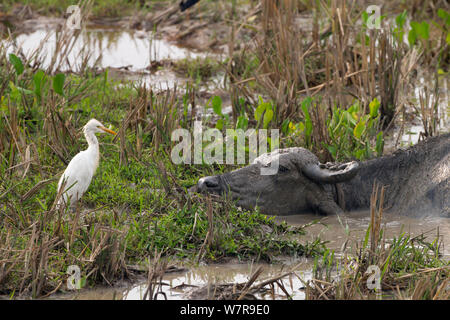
[173,56,222,82]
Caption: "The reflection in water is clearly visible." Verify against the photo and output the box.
[4,28,224,90]
[8,29,202,71]
[123,263,312,300]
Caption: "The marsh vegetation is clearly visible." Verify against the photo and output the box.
[0,0,449,300]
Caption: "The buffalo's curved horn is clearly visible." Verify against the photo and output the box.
[303,161,360,183]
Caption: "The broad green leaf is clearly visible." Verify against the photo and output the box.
[418,22,429,40]
[353,120,365,139]
[326,144,337,158]
[17,86,33,95]
[304,118,313,138]
[267,137,272,150]
[216,118,223,131]
[361,11,369,25]
[347,103,359,114]
[211,96,222,116]
[410,21,419,32]
[437,8,450,26]
[281,118,290,134]
[376,131,384,156]
[9,81,32,99]
[9,81,21,101]
[301,96,312,111]
[369,97,380,118]
[263,109,273,129]
[301,98,313,137]
[254,102,266,123]
[53,73,65,96]
[355,149,365,160]
[236,115,248,130]
[361,114,371,123]
[408,28,417,46]
[410,21,429,40]
[9,53,24,76]
[344,111,357,126]
[395,10,407,29]
[33,70,45,102]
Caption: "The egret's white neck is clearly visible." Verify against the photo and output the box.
[84,129,99,151]
[84,129,100,173]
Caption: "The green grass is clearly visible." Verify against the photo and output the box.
[172,56,222,83]
[1,0,174,18]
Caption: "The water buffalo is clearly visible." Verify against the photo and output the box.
[191,132,449,217]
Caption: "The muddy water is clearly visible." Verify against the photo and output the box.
[275,212,450,258]
[52,261,313,300]
[52,212,449,300]
[9,28,202,69]
[4,28,217,89]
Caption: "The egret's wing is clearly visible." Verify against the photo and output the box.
[57,151,94,203]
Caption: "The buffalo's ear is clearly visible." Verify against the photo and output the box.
[303,161,359,184]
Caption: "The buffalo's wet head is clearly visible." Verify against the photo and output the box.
[190,148,360,215]
[193,175,224,195]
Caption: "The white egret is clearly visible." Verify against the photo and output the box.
[56,118,116,208]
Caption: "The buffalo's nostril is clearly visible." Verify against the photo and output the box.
[205,180,218,188]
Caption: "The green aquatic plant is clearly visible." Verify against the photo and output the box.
[283,97,384,162]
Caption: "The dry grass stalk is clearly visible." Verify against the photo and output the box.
[369,183,385,263]
[143,250,168,300]
[197,197,214,262]
[417,77,440,140]
[237,266,264,300]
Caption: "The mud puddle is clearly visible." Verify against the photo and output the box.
[50,260,313,300]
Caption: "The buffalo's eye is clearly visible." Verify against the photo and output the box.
[278,165,289,173]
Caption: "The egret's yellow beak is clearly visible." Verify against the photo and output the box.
[100,126,117,135]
